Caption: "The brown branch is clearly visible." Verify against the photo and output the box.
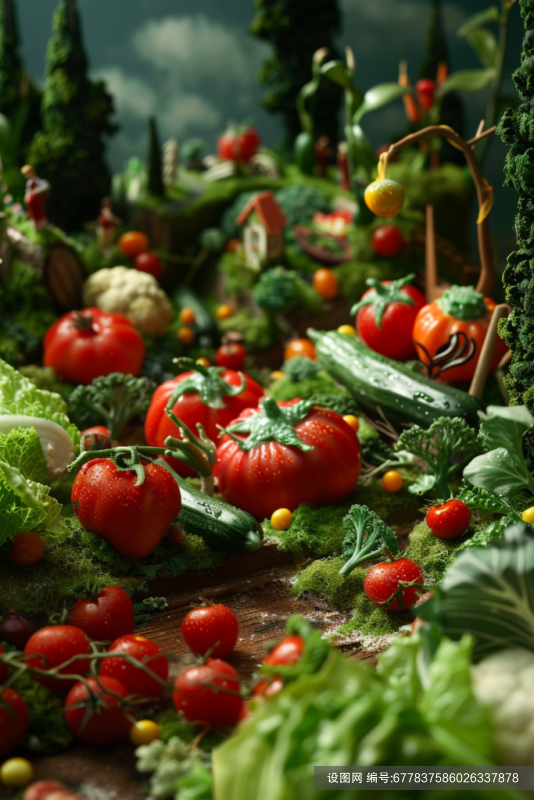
[469,304,509,401]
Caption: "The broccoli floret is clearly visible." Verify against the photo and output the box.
[308,393,358,416]
[68,373,157,439]
[282,356,321,382]
[396,416,480,500]
[253,266,322,315]
[274,185,328,227]
[339,504,399,576]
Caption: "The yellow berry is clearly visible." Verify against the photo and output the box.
[382,470,403,493]
[364,178,405,218]
[177,327,195,346]
[0,758,34,788]
[270,370,284,381]
[216,304,234,320]
[522,506,534,524]
[179,307,196,326]
[343,415,360,433]
[271,508,292,531]
[337,324,356,336]
[129,720,161,746]
[196,357,211,368]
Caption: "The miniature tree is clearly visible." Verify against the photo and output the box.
[27,0,117,231]
[497,0,534,470]
[250,0,342,150]
[147,116,164,197]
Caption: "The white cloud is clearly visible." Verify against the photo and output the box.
[95,66,156,119]
[161,94,221,136]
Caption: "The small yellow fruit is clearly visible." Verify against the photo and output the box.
[522,506,534,524]
[0,758,34,788]
[179,307,196,326]
[196,357,211,368]
[177,327,195,346]
[364,178,405,218]
[216,304,234,320]
[337,324,356,336]
[129,720,161,746]
[343,415,360,433]
[271,508,292,531]
[270,370,284,381]
[382,470,403,493]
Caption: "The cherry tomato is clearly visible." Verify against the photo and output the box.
[70,586,135,642]
[410,591,434,635]
[181,604,239,659]
[196,357,211,368]
[263,635,304,667]
[134,252,162,280]
[173,658,242,727]
[217,125,260,163]
[382,470,403,493]
[364,179,405,218]
[283,338,316,361]
[130,719,160,745]
[72,458,181,561]
[44,308,145,385]
[8,532,45,566]
[426,499,471,539]
[118,231,150,258]
[337,324,356,336]
[253,677,284,697]
[99,634,168,699]
[0,646,7,684]
[313,268,338,300]
[215,343,246,371]
[364,558,424,611]
[81,425,112,451]
[270,508,292,531]
[167,524,187,545]
[65,676,133,746]
[0,757,34,787]
[179,307,196,326]
[0,613,33,649]
[415,79,435,112]
[216,304,234,320]
[371,225,404,258]
[177,327,195,346]
[522,506,534,524]
[0,688,28,757]
[343,415,359,433]
[23,626,92,692]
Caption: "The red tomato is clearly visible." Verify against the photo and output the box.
[263,635,305,667]
[8,531,45,566]
[118,231,150,258]
[0,687,28,757]
[416,79,435,112]
[81,425,112,451]
[71,458,181,560]
[24,625,92,692]
[44,308,145,385]
[70,586,135,642]
[181,604,238,659]
[144,366,263,477]
[65,676,133,746]
[253,677,284,697]
[215,399,361,520]
[371,224,404,258]
[426,499,471,539]
[313,268,338,301]
[173,658,242,727]
[354,277,426,361]
[99,634,168,699]
[215,343,246,371]
[364,559,424,611]
[217,125,260,163]
[134,252,162,280]
[0,646,7,684]
[0,612,33,649]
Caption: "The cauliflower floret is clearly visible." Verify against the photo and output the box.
[83,266,173,336]
[472,648,534,765]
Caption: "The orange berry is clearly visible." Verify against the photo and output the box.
[196,357,210,368]
[382,470,403,493]
[179,307,196,326]
[216,304,234,320]
[284,338,316,361]
[118,231,150,258]
[343,415,360,433]
[177,327,195,346]
[313,268,338,300]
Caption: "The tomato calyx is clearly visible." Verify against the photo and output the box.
[437,285,488,321]
[71,311,96,333]
[220,397,315,453]
[168,357,247,410]
[351,273,417,329]
[378,578,430,610]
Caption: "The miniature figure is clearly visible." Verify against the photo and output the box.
[96,197,121,255]
[20,164,49,230]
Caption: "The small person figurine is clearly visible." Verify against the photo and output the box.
[97,197,121,254]
[21,164,50,230]
[337,142,350,191]
[315,136,332,178]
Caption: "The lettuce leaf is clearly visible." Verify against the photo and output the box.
[0,426,48,484]
[0,458,66,546]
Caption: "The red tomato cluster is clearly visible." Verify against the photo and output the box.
[118,231,162,280]
[217,125,260,163]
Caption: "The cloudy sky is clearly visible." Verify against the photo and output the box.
[17,0,524,256]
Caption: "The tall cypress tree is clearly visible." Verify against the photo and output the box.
[147,116,164,197]
[250,0,342,151]
[497,0,534,470]
[28,0,117,231]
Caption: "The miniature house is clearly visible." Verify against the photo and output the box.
[236,191,286,270]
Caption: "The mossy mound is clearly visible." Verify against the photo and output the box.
[404,520,467,584]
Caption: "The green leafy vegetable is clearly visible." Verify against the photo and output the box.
[253,266,322,315]
[0,426,48,484]
[281,356,321,382]
[339,504,399,576]
[396,416,480,499]
[13,670,73,754]
[0,458,66,545]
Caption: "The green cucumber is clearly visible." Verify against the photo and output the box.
[307,329,481,428]
[156,459,263,553]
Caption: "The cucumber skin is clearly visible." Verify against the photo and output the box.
[308,329,482,429]
[156,459,263,553]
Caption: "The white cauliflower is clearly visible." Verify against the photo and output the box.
[83,266,173,336]
[472,647,534,765]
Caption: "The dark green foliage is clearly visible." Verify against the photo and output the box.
[147,116,164,197]
[275,184,328,227]
[254,266,322,314]
[250,0,343,150]
[498,0,534,471]
[0,0,21,115]
[27,0,117,231]
[281,355,320,382]
[307,392,358,416]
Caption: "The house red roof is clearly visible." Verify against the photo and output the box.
[236,191,286,234]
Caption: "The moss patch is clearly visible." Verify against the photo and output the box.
[265,503,349,558]
[404,520,466,585]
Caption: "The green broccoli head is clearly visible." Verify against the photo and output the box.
[396,416,480,501]
[254,266,323,315]
[68,373,157,440]
[282,356,321,383]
